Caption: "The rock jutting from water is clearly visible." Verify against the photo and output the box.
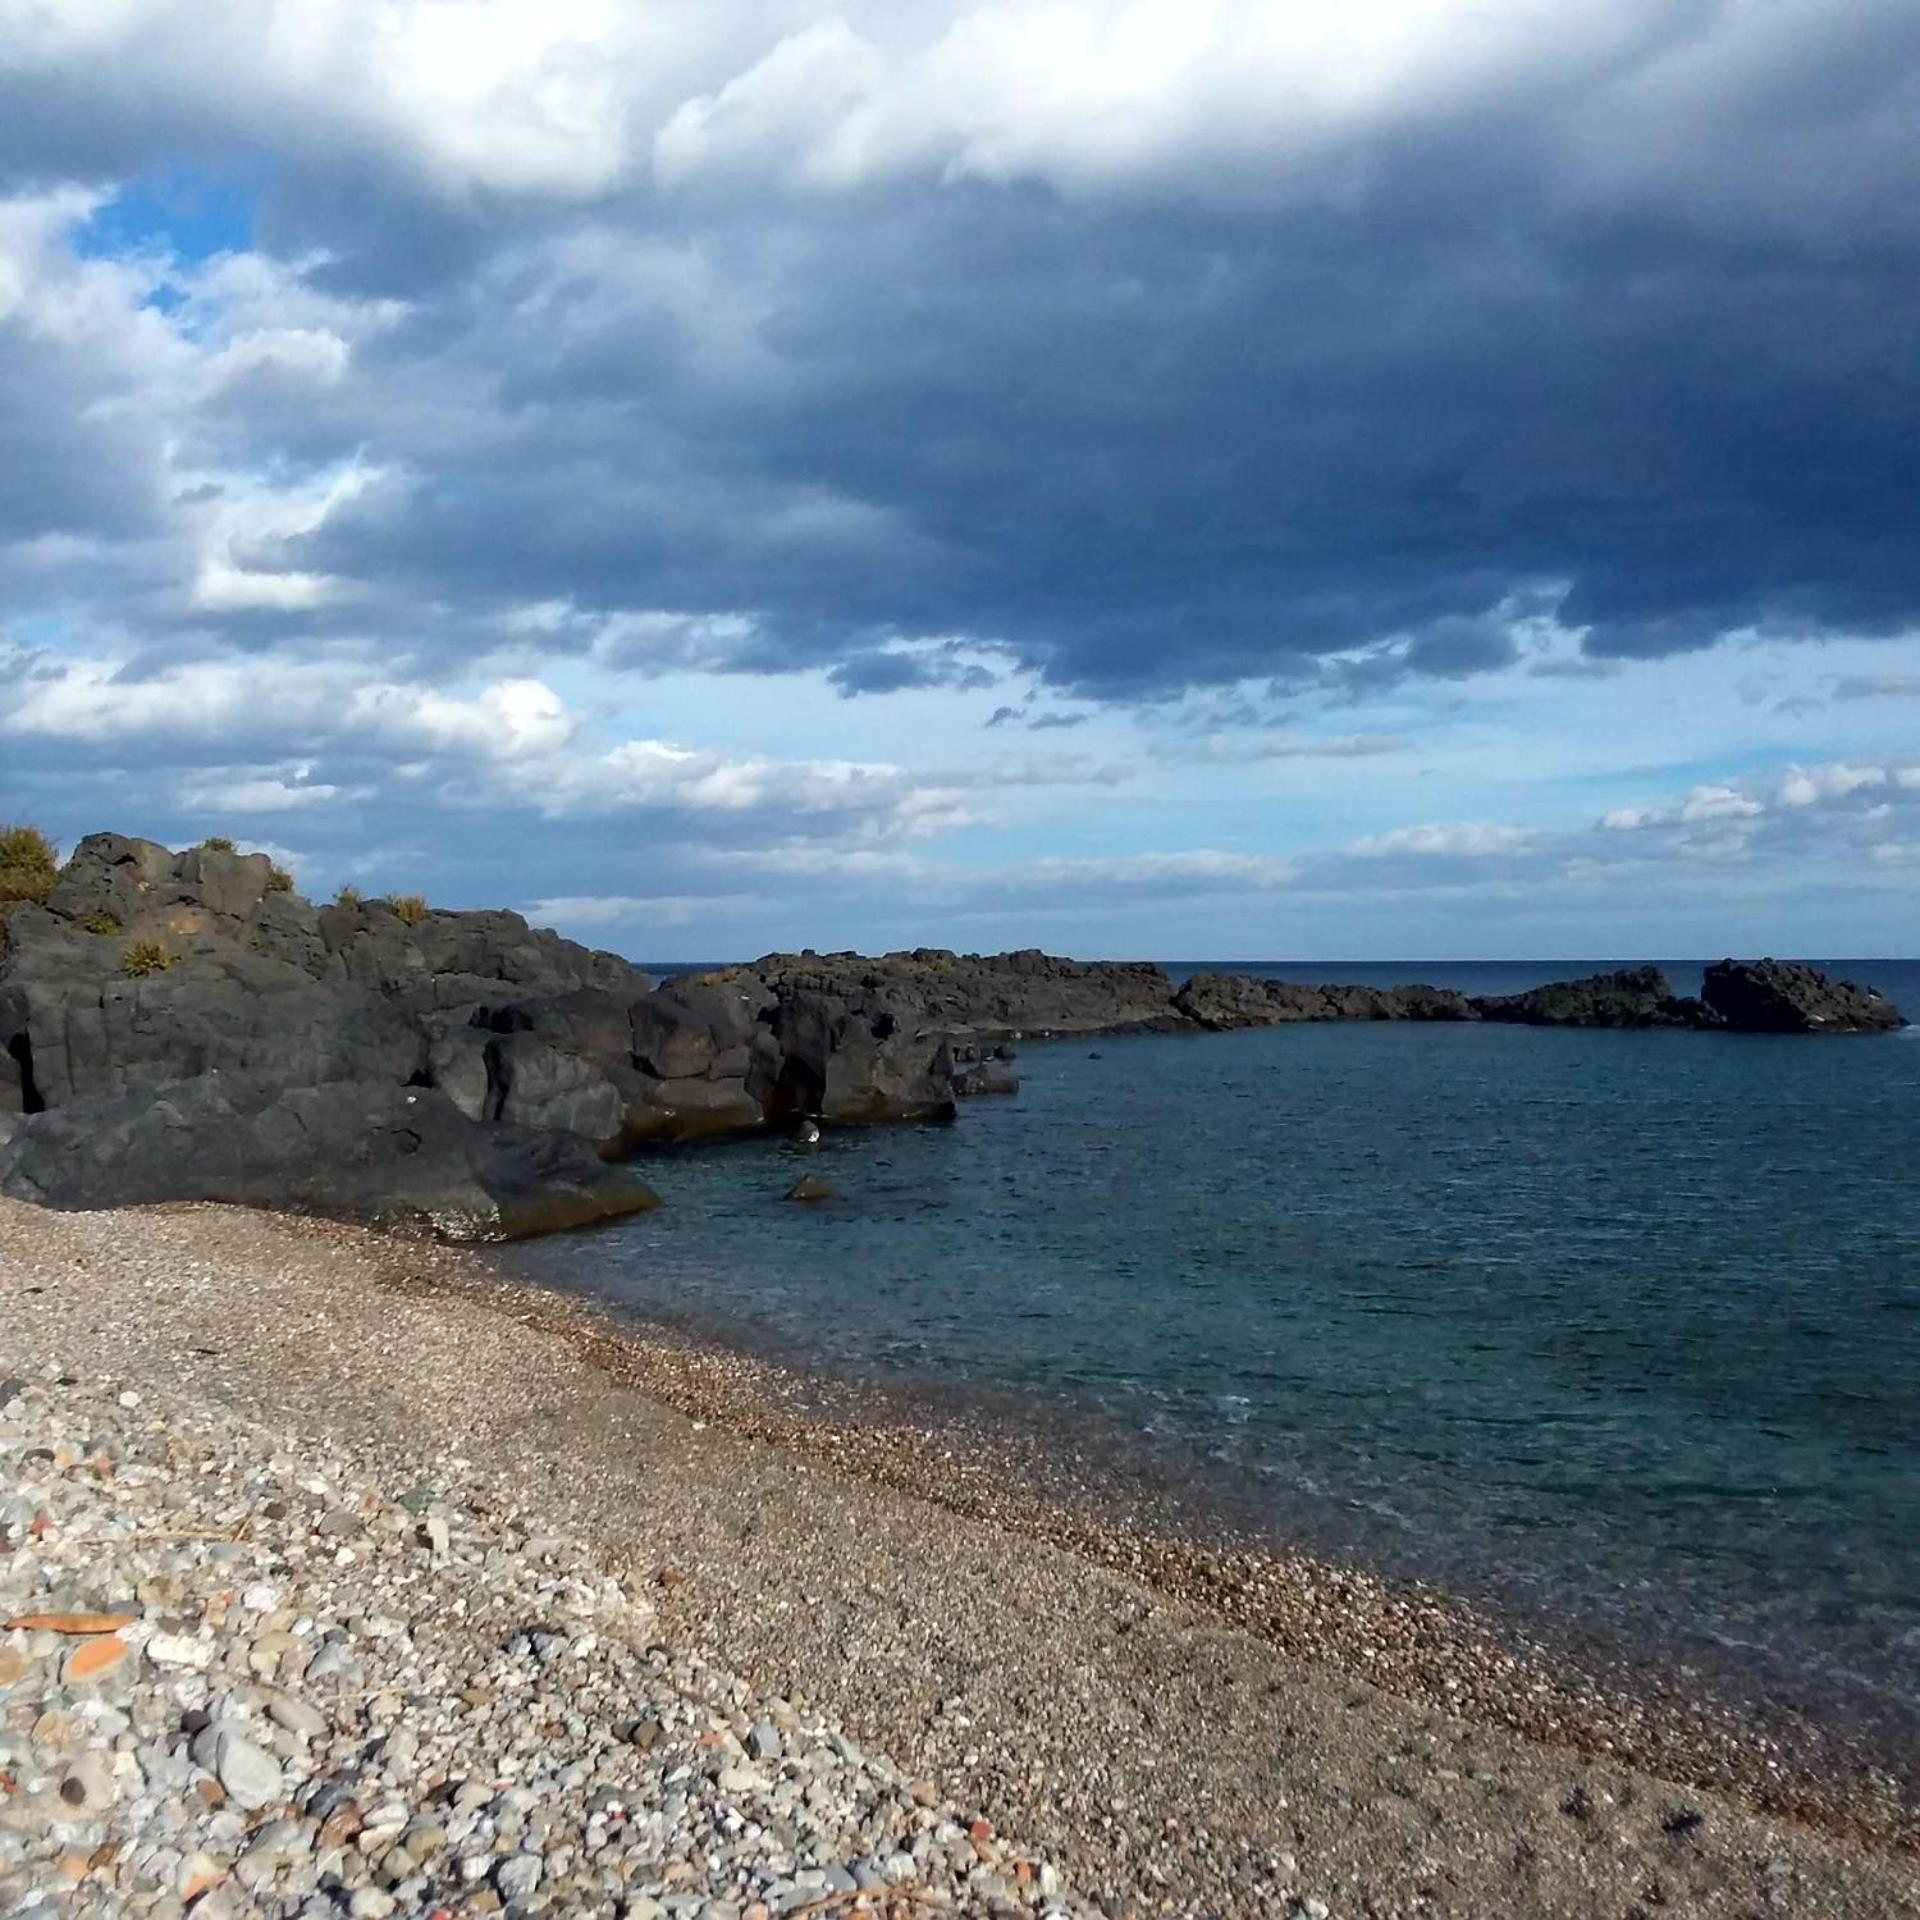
[0,831,1904,1242]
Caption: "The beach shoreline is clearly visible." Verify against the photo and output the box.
[5,1194,1917,1917]
[422,1248,1920,1857]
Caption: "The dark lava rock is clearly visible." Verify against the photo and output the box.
[732,947,1183,1038]
[6,831,1903,1242]
[0,833,960,1238]
[951,1058,1020,1096]
[0,1072,661,1240]
[1173,973,1478,1030]
[1470,966,1712,1029]
[1700,958,1907,1033]
[945,1033,1020,1096]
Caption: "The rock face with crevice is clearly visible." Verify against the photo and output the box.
[0,835,955,1238]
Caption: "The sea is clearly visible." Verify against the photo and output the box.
[503,958,1920,1773]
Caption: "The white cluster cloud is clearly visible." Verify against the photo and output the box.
[0,643,978,846]
[1602,762,1915,835]
[7,0,1900,234]
[1348,821,1534,858]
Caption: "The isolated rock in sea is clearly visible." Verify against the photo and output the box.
[952,1057,1021,1096]
[786,1175,837,1203]
[1700,957,1907,1033]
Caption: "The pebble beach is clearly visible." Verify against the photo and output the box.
[4,1196,1918,1919]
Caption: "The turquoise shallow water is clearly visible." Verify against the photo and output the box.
[507,959,1920,1761]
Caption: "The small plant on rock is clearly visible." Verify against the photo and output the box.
[266,864,295,892]
[83,910,122,936]
[200,835,236,853]
[0,823,58,907]
[120,940,176,978]
[0,823,59,953]
[334,884,363,909]
[389,893,429,926]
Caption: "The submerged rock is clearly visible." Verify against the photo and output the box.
[785,1176,837,1204]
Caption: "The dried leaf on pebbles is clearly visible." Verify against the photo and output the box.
[5,1610,136,1634]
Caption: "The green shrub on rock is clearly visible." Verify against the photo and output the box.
[0,823,59,954]
[0,823,58,907]
[120,940,176,978]
[200,835,236,853]
[83,910,122,936]
[334,884,362,909]
[390,893,429,926]
[266,864,295,892]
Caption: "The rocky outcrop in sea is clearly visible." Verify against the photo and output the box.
[0,836,955,1239]
[0,833,1903,1241]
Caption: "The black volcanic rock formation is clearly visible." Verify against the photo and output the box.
[1698,958,1906,1034]
[1469,965,1712,1029]
[0,835,1904,1241]
[0,835,955,1238]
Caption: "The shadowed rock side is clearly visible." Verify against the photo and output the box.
[0,835,955,1238]
[0,837,1904,1241]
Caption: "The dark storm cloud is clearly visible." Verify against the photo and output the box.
[3,1,1918,709]
[274,170,1915,702]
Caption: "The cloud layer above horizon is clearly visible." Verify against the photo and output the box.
[2,0,1917,958]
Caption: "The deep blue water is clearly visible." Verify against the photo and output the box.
[510,959,1920,1755]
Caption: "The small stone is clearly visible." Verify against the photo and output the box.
[147,1631,215,1670]
[263,1689,327,1740]
[495,1853,543,1901]
[214,1732,286,1811]
[179,1853,226,1901]
[55,1752,116,1817]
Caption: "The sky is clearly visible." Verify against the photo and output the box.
[1,2,1917,961]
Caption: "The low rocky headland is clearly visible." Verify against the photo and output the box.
[4,1198,1917,1919]
[0,832,1906,1241]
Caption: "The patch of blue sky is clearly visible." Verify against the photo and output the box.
[76,166,259,265]
[4,613,82,652]
[75,167,261,318]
